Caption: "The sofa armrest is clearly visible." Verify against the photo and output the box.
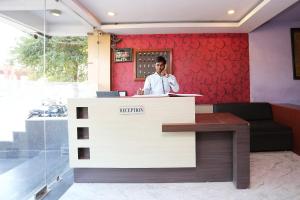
[272,104,300,155]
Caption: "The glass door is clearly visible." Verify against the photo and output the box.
[0,1,91,199]
[43,0,89,191]
[0,1,48,199]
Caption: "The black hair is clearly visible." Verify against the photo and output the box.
[156,56,166,65]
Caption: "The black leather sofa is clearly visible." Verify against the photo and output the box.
[213,103,293,152]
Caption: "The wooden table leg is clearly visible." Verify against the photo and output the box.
[232,125,250,189]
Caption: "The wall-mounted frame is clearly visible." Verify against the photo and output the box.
[291,28,300,80]
[134,49,172,81]
[114,48,133,62]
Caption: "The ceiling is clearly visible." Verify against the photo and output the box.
[271,0,300,22]
[0,0,299,36]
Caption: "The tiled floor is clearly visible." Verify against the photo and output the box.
[59,152,300,200]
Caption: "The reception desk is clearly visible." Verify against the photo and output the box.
[68,97,249,189]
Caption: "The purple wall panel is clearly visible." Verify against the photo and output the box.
[249,21,300,104]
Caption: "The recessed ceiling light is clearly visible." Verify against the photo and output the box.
[50,9,62,17]
[227,9,235,15]
[107,12,116,16]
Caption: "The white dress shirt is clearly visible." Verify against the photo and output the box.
[143,72,179,95]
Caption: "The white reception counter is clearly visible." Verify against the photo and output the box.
[68,97,195,168]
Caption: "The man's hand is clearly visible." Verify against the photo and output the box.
[161,68,169,77]
[137,88,144,95]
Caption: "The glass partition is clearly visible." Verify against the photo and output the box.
[43,3,89,189]
[0,1,48,199]
[0,0,91,199]
[43,0,90,198]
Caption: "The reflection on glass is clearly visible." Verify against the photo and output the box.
[0,0,89,197]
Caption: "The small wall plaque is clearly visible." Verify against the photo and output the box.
[114,48,133,62]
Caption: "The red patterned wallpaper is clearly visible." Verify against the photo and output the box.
[112,34,249,104]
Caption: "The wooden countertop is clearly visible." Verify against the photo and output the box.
[162,113,249,132]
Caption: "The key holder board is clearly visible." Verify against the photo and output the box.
[134,49,172,81]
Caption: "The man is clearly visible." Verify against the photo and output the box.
[137,56,179,95]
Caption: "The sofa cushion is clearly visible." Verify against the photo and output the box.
[251,130,293,152]
[250,120,292,132]
[213,103,273,121]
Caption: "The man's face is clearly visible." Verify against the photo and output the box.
[155,62,165,73]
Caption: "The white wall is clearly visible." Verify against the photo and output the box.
[249,20,300,104]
